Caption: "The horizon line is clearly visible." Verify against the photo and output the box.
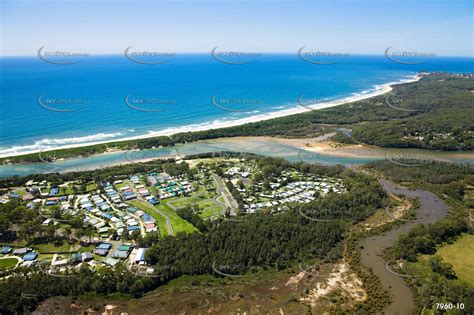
[1,52,473,58]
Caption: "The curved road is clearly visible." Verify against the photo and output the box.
[360,178,448,314]
[212,174,238,214]
[138,200,175,236]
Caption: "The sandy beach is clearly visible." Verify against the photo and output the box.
[266,137,381,158]
[203,135,384,159]
[0,74,422,159]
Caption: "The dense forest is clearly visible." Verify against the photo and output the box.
[390,218,469,262]
[2,73,473,165]
[367,160,473,186]
[353,75,474,150]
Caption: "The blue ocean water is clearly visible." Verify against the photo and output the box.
[0,54,473,157]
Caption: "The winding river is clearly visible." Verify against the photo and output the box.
[361,179,448,314]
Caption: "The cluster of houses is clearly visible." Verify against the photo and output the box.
[108,180,137,201]
[91,243,144,268]
[20,173,169,241]
[51,251,94,269]
[113,177,158,204]
[126,206,157,232]
[224,167,346,212]
[1,169,202,276]
[225,167,250,178]
[93,242,113,256]
[79,194,157,237]
[112,244,132,259]
[0,246,38,267]
[147,172,193,199]
[0,242,156,276]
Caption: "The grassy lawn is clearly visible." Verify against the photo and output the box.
[86,183,98,192]
[0,257,19,270]
[216,195,225,204]
[34,243,75,253]
[157,202,198,234]
[169,195,202,208]
[169,192,212,208]
[436,234,474,286]
[115,182,128,190]
[197,199,222,220]
[62,186,75,195]
[38,254,54,260]
[128,201,169,237]
[78,245,95,253]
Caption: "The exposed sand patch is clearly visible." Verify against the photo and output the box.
[388,193,413,220]
[300,263,366,307]
[102,305,117,315]
[285,271,305,290]
[270,137,382,159]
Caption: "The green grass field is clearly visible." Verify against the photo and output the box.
[86,183,98,192]
[0,257,19,270]
[169,195,203,208]
[216,195,225,204]
[156,202,198,234]
[165,189,221,220]
[436,234,474,286]
[62,186,75,195]
[114,182,129,190]
[35,243,74,253]
[196,199,222,220]
[128,201,169,237]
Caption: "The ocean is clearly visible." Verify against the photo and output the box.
[0,54,473,158]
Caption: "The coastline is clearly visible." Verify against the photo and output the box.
[0,74,422,159]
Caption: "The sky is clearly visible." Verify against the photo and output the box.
[0,0,473,57]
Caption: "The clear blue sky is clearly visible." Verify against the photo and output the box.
[1,0,472,56]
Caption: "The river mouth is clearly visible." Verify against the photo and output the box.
[360,179,448,314]
[0,136,472,178]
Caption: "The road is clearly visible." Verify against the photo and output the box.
[136,200,174,236]
[125,180,174,236]
[212,174,238,215]
[360,178,448,315]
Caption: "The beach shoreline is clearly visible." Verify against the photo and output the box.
[0,74,422,159]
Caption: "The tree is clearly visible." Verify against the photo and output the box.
[0,215,10,236]
[430,256,457,279]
